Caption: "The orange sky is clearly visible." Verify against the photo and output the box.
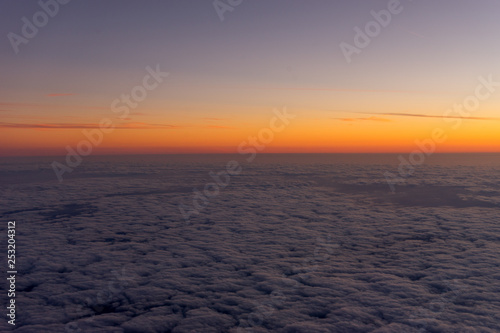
[2,1,500,156]
[1,94,499,156]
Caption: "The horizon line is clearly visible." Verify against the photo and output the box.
[2,151,500,158]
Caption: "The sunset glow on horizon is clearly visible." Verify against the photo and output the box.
[2,0,500,156]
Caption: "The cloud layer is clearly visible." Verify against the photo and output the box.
[1,155,499,332]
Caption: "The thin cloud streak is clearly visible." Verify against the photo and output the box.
[406,30,425,38]
[0,122,181,130]
[351,112,500,121]
[202,125,234,129]
[47,93,75,97]
[332,116,392,122]
[238,86,452,95]
[0,122,234,130]
[0,102,109,110]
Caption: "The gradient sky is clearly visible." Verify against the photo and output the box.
[1,0,500,156]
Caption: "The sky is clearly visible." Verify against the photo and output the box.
[1,0,500,156]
